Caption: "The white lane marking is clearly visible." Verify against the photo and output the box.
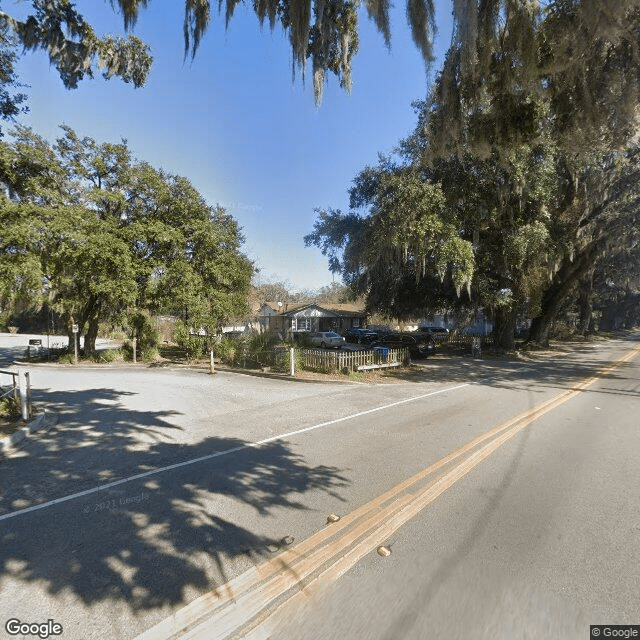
[0,383,468,522]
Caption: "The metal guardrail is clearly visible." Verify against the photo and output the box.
[0,369,31,420]
[0,370,18,402]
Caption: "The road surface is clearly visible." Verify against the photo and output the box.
[0,333,638,640]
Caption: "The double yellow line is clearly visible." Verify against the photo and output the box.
[137,344,640,640]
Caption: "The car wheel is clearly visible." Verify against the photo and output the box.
[321,341,327,349]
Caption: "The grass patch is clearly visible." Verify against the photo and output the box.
[93,348,124,363]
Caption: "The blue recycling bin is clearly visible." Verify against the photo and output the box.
[373,346,389,362]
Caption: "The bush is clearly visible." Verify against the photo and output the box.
[142,346,160,362]
[247,331,281,355]
[295,333,313,348]
[0,396,21,420]
[214,336,237,364]
[94,348,123,363]
[550,321,578,340]
[279,346,303,373]
[172,322,207,359]
[131,310,160,353]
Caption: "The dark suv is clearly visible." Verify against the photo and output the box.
[343,327,378,344]
[371,332,436,359]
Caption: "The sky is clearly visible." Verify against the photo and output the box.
[11,0,453,291]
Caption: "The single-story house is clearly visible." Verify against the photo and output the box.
[258,302,366,336]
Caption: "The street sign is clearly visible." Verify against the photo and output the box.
[72,324,78,333]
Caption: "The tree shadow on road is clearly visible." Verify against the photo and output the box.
[0,386,350,616]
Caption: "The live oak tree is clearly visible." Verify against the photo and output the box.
[411,1,640,346]
[308,1,640,348]
[0,1,152,91]
[0,22,28,137]
[2,0,640,111]
[307,138,558,349]
[526,148,640,343]
[309,136,640,349]
[0,125,254,355]
[3,1,640,350]
[591,247,640,331]
[11,1,640,99]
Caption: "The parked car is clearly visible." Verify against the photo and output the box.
[343,327,378,344]
[418,325,449,335]
[461,326,491,337]
[372,332,436,359]
[309,331,345,349]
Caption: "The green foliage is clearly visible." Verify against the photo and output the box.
[214,336,237,364]
[94,348,124,363]
[294,332,313,348]
[0,23,28,137]
[3,0,639,114]
[247,331,281,353]
[0,125,254,354]
[307,166,477,316]
[124,308,160,357]
[172,321,207,359]
[0,2,152,90]
[1,0,430,105]
[281,346,303,373]
[141,346,160,362]
[0,396,20,419]
[503,222,550,271]
[307,0,640,345]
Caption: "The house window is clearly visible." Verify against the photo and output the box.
[292,318,310,332]
[352,318,360,327]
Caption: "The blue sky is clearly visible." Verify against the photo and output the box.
[12,0,453,290]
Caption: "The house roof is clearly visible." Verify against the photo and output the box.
[260,302,365,317]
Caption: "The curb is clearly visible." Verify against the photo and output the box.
[0,409,58,454]
[12,359,209,373]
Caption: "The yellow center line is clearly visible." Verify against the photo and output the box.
[136,344,640,640]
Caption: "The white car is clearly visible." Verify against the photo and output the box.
[309,331,345,349]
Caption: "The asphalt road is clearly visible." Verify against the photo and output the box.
[0,333,638,640]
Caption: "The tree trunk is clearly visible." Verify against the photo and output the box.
[492,306,517,351]
[528,248,598,345]
[84,315,99,357]
[577,270,595,335]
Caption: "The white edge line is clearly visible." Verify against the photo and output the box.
[0,383,469,522]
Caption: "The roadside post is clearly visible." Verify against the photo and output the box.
[72,322,79,364]
[290,347,295,376]
[210,350,215,374]
[25,371,31,418]
[18,369,30,420]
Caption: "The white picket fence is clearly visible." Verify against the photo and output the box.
[299,347,409,373]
